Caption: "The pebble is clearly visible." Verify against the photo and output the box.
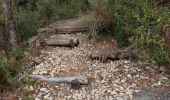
[30,33,168,100]
[109,96,113,100]
[44,93,51,99]
[35,97,41,100]
[40,88,49,93]
[159,66,167,73]
[115,96,125,100]
[128,67,138,76]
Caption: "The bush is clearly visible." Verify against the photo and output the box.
[0,50,21,86]
[114,0,170,63]
[86,0,115,40]
[16,10,39,42]
[0,48,33,92]
[53,0,89,19]
[37,0,56,25]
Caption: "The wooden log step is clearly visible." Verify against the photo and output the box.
[55,27,88,34]
[90,50,137,62]
[40,38,79,48]
[48,18,88,34]
[32,75,88,90]
[37,28,56,33]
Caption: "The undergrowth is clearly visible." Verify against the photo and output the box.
[86,0,170,64]
[0,48,33,98]
[86,0,115,41]
[114,0,170,63]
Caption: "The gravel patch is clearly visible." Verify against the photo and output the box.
[28,33,170,100]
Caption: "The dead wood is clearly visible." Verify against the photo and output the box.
[40,38,79,48]
[90,50,137,62]
[55,27,88,34]
[32,75,88,89]
[47,18,88,34]
[37,28,56,34]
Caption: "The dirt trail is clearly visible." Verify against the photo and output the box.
[27,18,170,100]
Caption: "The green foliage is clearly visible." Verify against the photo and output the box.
[0,7,5,48]
[114,0,140,47]
[114,0,170,62]
[8,48,23,60]
[86,0,115,41]
[36,0,90,22]
[16,10,39,42]
[37,1,56,25]
[53,0,88,19]
[0,51,20,86]
[0,0,91,45]
[0,48,33,90]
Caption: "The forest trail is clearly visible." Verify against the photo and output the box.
[28,18,170,100]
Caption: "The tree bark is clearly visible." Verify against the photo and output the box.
[1,0,19,51]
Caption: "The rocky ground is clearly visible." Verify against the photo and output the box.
[25,32,170,100]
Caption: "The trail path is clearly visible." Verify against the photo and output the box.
[28,18,170,100]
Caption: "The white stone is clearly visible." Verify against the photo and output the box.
[40,88,49,93]
[157,81,161,85]
[115,96,124,100]
[44,93,51,99]
[35,97,41,100]
[127,74,131,78]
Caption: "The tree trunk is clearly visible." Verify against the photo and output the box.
[1,0,19,51]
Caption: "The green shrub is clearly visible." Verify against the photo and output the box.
[114,0,170,63]
[16,10,39,42]
[86,0,115,41]
[37,1,56,24]
[36,0,89,22]
[0,51,20,86]
[53,0,88,19]
[0,50,34,96]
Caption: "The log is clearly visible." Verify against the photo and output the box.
[56,27,88,34]
[90,50,137,62]
[41,38,79,48]
[32,75,88,89]
[32,75,88,84]
[37,28,55,34]
[48,18,88,34]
